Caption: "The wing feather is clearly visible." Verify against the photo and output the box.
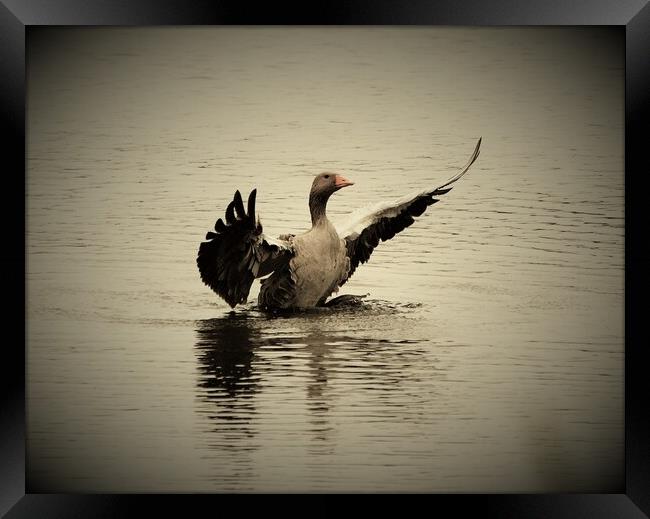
[336,138,481,284]
[197,189,294,308]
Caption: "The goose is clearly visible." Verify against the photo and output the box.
[197,138,481,310]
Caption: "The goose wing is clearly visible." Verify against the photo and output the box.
[197,189,294,308]
[336,138,481,285]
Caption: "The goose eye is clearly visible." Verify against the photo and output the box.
[324,175,330,179]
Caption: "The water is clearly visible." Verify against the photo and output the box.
[26,27,624,492]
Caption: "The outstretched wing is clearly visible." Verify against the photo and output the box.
[197,189,294,308]
[336,138,481,284]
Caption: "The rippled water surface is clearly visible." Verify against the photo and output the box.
[27,27,624,492]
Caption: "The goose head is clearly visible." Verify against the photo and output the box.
[310,172,354,197]
[309,172,354,226]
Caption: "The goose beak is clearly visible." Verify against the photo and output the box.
[334,175,354,188]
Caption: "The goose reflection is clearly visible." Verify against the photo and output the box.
[302,332,337,446]
[194,313,346,447]
[194,306,432,458]
[195,314,261,439]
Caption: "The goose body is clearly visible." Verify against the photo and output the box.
[260,220,350,309]
[197,138,481,310]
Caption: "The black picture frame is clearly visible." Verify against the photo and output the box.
[2,1,649,516]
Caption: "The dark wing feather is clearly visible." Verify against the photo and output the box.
[336,138,481,284]
[197,189,294,308]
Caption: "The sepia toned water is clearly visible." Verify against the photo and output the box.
[26,27,624,492]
